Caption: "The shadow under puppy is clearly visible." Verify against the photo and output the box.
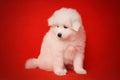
[25,8,87,76]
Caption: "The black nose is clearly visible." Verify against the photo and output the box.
[57,33,62,38]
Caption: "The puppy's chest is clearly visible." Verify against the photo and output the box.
[63,45,77,64]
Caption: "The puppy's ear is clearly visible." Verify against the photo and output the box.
[48,16,54,26]
[72,21,81,31]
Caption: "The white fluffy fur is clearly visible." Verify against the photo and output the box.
[25,8,87,76]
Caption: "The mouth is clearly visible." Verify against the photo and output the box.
[56,33,69,40]
[57,34,68,40]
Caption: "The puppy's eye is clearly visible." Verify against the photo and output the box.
[64,26,68,29]
[56,26,59,28]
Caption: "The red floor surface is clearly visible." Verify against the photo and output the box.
[0,0,120,80]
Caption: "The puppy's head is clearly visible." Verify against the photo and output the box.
[48,8,83,40]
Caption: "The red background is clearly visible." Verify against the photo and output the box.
[0,0,120,80]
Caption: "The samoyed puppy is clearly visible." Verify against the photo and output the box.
[25,8,87,76]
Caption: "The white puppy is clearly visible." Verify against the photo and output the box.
[25,8,87,76]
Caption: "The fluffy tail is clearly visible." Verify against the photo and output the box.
[25,58,38,69]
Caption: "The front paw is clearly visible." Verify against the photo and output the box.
[74,68,87,74]
[54,68,67,76]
